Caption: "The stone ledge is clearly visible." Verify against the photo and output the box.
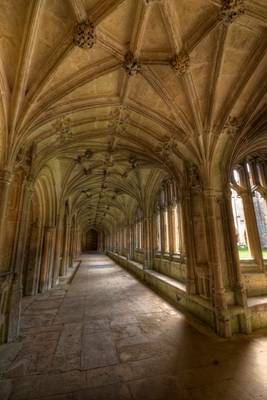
[107,251,263,336]
[248,295,267,309]
[145,269,186,294]
[107,251,217,332]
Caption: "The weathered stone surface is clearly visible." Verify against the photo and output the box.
[1,255,267,400]
[81,332,118,370]
[0,379,12,400]
[72,383,132,400]
[0,342,22,375]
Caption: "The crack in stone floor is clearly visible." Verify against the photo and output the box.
[0,254,267,400]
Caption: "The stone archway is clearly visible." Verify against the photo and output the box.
[86,229,98,251]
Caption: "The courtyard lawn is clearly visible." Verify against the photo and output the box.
[238,246,267,260]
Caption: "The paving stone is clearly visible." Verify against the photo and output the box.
[128,375,189,400]
[0,342,22,375]
[2,254,267,400]
[72,383,132,400]
[3,359,27,378]
[83,319,110,335]
[0,379,12,400]
[81,332,118,370]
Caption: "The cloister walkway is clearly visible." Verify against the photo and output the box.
[0,254,267,400]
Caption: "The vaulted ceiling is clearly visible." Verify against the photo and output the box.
[0,0,266,231]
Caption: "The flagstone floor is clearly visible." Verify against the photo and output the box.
[0,254,267,400]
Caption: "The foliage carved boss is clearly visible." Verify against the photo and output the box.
[171,52,190,78]
[108,106,129,136]
[76,149,93,175]
[15,143,36,173]
[223,116,240,136]
[220,0,245,24]
[155,135,178,161]
[123,52,141,76]
[52,116,72,143]
[73,19,96,49]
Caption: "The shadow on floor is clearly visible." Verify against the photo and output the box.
[0,253,267,400]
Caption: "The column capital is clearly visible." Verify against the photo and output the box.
[239,190,251,200]
[0,168,13,185]
[203,188,225,203]
[23,176,35,193]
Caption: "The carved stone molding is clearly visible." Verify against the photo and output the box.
[108,106,129,136]
[73,19,96,49]
[171,52,190,77]
[155,134,177,161]
[52,116,72,143]
[223,116,240,136]
[0,169,13,185]
[188,164,202,192]
[123,52,141,76]
[220,0,245,24]
[15,143,36,173]
[23,175,35,193]
[76,149,93,175]
[102,153,114,168]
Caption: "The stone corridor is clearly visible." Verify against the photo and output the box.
[0,254,267,400]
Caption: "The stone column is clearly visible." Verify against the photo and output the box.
[224,190,245,290]
[47,226,56,288]
[68,224,75,268]
[143,216,153,269]
[74,227,81,258]
[98,231,102,252]
[181,187,197,295]
[224,190,251,333]
[24,223,43,295]
[7,177,34,342]
[39,226,55,292]
[159,207,165,255]
[128,224,133,259]
[73,228,78,258]
[118,229,120,253]
[247,158,259,187]
[79,229,82,254]
[257,161,267,187]
[177,203,185,257]
[0,169,13,273]
[113,230,116,253]
[61,220,71,276]
[52,219,63,286]
[238,163,263,267]
[119,229,123,254]
[113,230,116,252]
[126,225,130,259]
[168,205,175,256]
[203,189,231,337]
[241,191,263,268]
[12,178,34,275]
[6,272,21,342]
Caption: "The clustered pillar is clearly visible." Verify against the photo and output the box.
[0,169,83,344]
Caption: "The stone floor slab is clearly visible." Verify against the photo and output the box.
[1,253,267,400]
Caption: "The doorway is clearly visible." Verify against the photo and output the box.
[86,229,98,251]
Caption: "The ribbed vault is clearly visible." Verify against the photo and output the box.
[0,0,267,235]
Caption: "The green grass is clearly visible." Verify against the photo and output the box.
[238,246,267,260]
